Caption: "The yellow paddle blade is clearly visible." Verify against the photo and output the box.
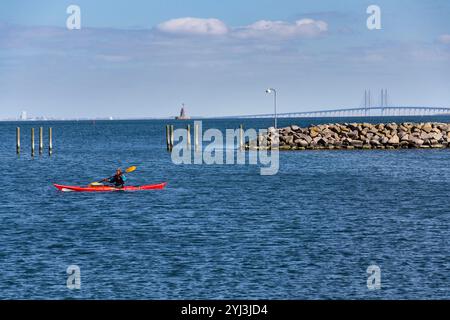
[125,166,137,173]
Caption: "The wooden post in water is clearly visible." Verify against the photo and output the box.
[239,124,244,150]
[170,125,174,150]
[194,123,199,151]
[31,128,35,157]
[16,127,20,155]
[48,127,53,155]
[165,125,170,151]
[187,124,191,148]
[39,127,43,155]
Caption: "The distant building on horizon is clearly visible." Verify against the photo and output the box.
[19,111,27,121]
[175,104,191,120]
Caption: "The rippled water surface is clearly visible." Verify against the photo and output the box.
[1,116,450,299]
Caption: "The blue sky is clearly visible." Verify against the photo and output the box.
[0,0,449,118]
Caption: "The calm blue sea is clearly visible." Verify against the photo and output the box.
[1,116,450,299]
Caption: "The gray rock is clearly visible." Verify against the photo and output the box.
[420,132,433,140]
[386,123,398,130]
[299,134,313,143]
[285,136,294,144]
[422,123,432,133]
[431,132,443,141]
[312,136,322,144]
[351,140,364,147]
[411,138,424,146]
[295,139,309,147]
[371,135,381,141]
[318,138,328,146]
[401,134,410,141]
[400,141,409,147]
[388,135,400,144]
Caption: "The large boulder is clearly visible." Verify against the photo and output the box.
[284,135,294,145]
[311,136,321,143]
[422,123,433,133]
[310,130,320,138]
[388,135,400,144]
[386,123,398,131]
[330,125,341,134]
[347,131,359,139]
[351,140,364,148]
[410,138,424,146]
[371,135,381,141]
[431,132,443,141]
[299,134,313,143]
[400,134,410,142]
[295,139,309,147]
[318,138,329,146]
[400,141,409,147]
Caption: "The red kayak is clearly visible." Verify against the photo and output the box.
[54,182,167,192]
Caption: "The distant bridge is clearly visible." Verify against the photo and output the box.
[212,90,450,119]
[218,106,450,119]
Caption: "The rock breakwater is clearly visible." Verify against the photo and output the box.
[246,122,450,150]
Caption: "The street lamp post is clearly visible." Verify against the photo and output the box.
[265,88,277,129]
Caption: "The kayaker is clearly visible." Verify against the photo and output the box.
[104,168,127,188]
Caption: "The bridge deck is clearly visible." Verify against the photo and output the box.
[215,106,450,119]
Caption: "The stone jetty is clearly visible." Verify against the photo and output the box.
[246,122,450,150]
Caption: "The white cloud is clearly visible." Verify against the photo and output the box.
[156,17,328,40]
[156,17,228,36]
[234,19,328,39]
[438,34,450,44]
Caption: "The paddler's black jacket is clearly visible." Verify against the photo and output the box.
[109,174,127,187]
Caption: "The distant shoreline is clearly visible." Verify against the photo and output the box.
[2,114,450,123]
[0,117,206,122]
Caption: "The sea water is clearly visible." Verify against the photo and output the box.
[0,116,449,299]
